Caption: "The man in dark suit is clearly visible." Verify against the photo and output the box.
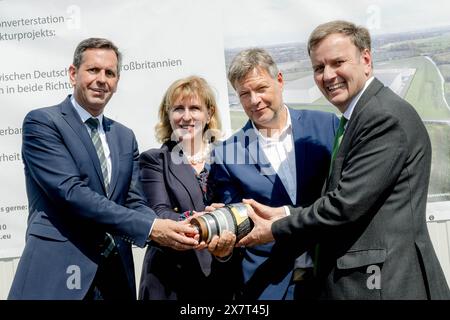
[210,48,338,299]
[239,20,450,299]
[8,38,199,300]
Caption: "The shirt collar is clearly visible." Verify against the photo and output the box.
[70,95,104,126]
[251,105,292,141]
[343,76,374,121]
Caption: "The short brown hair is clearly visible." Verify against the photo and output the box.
[308,20,371,56]
[73,37,122,75]
[155,76,222,143]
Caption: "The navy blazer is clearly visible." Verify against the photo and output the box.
[210,108,338,299]
[138,142,239,300]
[8,96,155,300]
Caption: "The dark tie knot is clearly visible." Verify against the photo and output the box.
[85,117,100,131]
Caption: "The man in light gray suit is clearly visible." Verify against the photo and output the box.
[238,20,450,299]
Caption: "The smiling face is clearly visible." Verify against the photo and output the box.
[234,67,285,131]
[69,48,119,116]
[310,33,372,113]
[169,94,210,143]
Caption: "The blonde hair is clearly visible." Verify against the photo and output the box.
[155,76,222,143]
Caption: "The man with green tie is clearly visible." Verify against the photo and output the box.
[238,20,450,299]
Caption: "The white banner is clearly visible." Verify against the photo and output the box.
[0,0,230,259]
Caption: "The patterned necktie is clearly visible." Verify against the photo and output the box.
[85,117,110,195]
[85,117,115,258]
[314,116,348,276]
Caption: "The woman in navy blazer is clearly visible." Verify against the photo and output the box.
[138,76,240,300]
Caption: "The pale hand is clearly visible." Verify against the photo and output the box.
[204,202,224,212]
[207,230,236,258]
[150,218,199,251]
[237,199,286,247]
[186,211,208,250]
[184,211,235,254]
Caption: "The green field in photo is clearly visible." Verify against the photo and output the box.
[379,56,450,119]
[426,124,450,199]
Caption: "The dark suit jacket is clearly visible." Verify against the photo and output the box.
[210,108,338,299]
[8,96,155,300]
[138,141,239,300]
[273,78,450,299]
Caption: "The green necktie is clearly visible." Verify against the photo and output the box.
[314,116,348,276]
[85,117,110,194]
[329,116,348,174]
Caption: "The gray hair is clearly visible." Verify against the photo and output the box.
[227,48,279,89]
[72,37,122,75]
[308,20,371,56]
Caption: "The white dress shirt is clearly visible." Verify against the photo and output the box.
[251,105,297,204]
[252,106,313,268]
[343,76,374,123]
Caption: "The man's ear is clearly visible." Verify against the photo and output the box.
[361,49,372,76]
[277,72,284,90]
[68,64,77,86]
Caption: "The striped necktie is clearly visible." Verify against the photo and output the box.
[85,117,116,258]
[85,117,110,195]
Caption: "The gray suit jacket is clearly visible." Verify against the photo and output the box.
[272,78,450,299]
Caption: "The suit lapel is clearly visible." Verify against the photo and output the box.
[338,77,384,156]
[164,142,212,275]
[244,118,296,203]
[60,96,105,192]
[328,78,385,189]
[351,78,384,120]
[104,117,119,198]
[165,143,205,212]
[290,109,306,205]
[242,120,277,185]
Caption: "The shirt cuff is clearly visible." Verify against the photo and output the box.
[214,251,233,262]
[283,205,291,216]
[146,219,156,245]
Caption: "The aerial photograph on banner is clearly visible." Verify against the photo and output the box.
[221,0,450,202]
